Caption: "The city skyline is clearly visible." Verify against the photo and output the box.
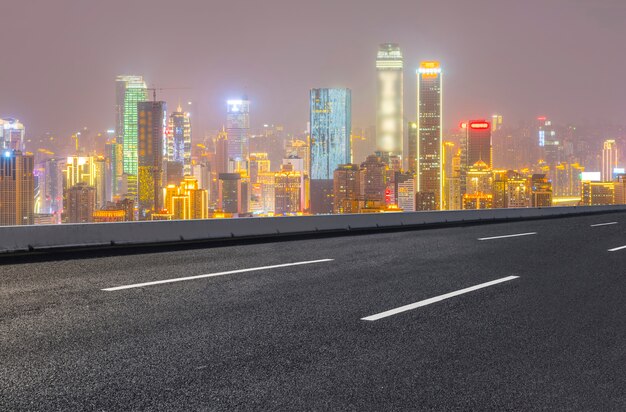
[3,0,626,140]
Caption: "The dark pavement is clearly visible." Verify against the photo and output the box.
[1,212,626,411]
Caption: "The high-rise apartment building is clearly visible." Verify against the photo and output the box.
[417,61,443,210]
[65,183,96,223]
[361,154,387,205]
[333,164,363,214]
[116,75,148,199]
[602,139,618,182]
[274,163,305,215]
[310,88,351,214]
[0,150,34,226]
[137,101,167,218]
[376,43,403,157]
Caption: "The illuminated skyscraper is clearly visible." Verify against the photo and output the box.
[168,106,192,176]
[137,101,167,218]
[310,88,351,214]
[116,75,148,199]
[226,98,250,168]
[0,150,34,226]
[417,61,443,210]
[376,43,403,156]
[465,120,492,168]
[602,139,618,182]
[1,118,25,151]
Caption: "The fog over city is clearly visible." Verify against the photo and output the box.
[3,0,626,141]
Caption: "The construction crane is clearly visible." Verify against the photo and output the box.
[146,87,192,102]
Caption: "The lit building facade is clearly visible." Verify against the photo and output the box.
[162,176,208,220]
[376,43,403,156]
[137,101,167,218]
[168,106,192,176]
[417,61,443,210]
[274,163,305,215]
[65,183,96,223]
[226,98,250,168]
[116,75,148,199]
[333,164,363,214]
[582,181,615,206]
[310,88,351,214]
[530,174,553,207]
[310,88,352,180]
[0,150,34,226]
[1,118,25,151]
[602,139,618,182]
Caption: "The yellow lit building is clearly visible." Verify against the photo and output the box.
[463,193,493,209]
[161,176,208,220]
[581,181,615,206]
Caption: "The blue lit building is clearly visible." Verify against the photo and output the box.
[310,88,351,180]
[309,88,352,213]
[226,98,250,170]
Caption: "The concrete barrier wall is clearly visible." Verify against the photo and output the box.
[1,205,625,254]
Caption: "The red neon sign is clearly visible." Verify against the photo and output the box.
[469,121,490,130]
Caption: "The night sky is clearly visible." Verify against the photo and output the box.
[2,0,626,140]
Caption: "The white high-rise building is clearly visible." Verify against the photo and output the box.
[226,98,250,171]
[376,44,403,157]
[602,139,618,182]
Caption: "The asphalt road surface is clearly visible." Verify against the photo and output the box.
[1,213,626,411]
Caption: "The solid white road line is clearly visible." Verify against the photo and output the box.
[590,222,618,227]
[608,245,626,252]
[477,232,537,241]
[361,276,520,321]
[102,259,334,291]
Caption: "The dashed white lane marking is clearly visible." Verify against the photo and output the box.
[590,222,618,227]
[608,245,626,252]
[102,259,334,291]
[477,232,537,241]
[361,276,520,321]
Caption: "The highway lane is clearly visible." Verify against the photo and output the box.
[1,212,625,410]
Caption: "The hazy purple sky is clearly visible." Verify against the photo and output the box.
[2,0,626,139]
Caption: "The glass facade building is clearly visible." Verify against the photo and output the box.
[226,98,250,167]
[116,75,148,200]
[376,44,403,157]
[309,88,352,180]
[417,61,443,210]
[168,106,192,176]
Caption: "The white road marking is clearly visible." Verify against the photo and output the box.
[102,259,334,291]
[477,232,537,241]
[608,245,626,252]
[590,222,618,227]
[361,276,520,321]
